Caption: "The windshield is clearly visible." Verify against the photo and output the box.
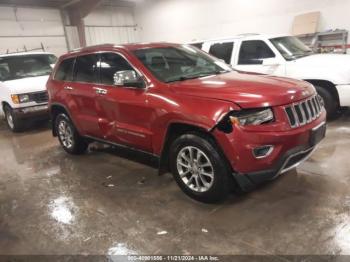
[270,36,313,61]
[0,54,57,82]
[133,45,232,83]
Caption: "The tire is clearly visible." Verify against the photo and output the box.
[314,85,338,119]
[4,105,23,132]
[169,133,232,203]
[55,113,88,155]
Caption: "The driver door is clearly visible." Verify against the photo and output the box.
[95,52,153,152]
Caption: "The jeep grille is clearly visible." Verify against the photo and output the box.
[284,95,323,128]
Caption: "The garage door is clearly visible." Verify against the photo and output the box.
[0,6,67,56]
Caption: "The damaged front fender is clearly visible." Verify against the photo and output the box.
[209,109,237,134]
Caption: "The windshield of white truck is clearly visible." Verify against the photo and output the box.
[133,45,232,83]
[0,54,57,82]
[270,36,313,61]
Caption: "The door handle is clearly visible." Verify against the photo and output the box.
[93,87,108,95]
[64,86,74,90]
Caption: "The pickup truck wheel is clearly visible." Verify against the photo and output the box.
[169,133,231,203]
[314,85,338,118]
[55,113,88,155]
[4,105,23,132]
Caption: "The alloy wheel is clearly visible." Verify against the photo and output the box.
[58,120,74,149]
[176,146,214,192]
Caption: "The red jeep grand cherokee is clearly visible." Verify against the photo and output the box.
[47,43,326,203]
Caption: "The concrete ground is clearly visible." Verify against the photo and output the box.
[0,110,349,256]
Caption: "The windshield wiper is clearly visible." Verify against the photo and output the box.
[292,51,313,59]
[166,70,230,83]
[20,72,51,78]
[36,72,51,76]
[166,73,214,83]
[215,69,230,74]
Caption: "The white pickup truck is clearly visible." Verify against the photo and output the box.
[191,34,350,117]
[0,52,57,132]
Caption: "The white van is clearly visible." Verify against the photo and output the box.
[0,52,57,132]
[190,34,350,117]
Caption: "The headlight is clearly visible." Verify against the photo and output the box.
[19,94,30,103]
[11,94,32,104]
[230,108,274,126]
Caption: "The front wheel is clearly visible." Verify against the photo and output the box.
[55,113,88,155]
[314,85,338,119]
[169,133,232,203]
[4,105,23,132]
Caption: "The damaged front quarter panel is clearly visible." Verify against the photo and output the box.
[209,108,238,134]
[158,102,240,176]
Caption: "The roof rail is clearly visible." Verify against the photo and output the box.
[69,47,83,53]
[68,43,116,53]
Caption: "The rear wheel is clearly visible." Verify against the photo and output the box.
[4,105,23,132]
[55,113,88,155]
[169,133,231,203]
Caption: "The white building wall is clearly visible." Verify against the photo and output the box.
[83,5,139,46]
[135,0,350,43]
[65,26,80,50]
[0,6,67,56]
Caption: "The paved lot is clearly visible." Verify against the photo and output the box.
[0,110,350,256]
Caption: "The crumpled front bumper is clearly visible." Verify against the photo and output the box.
[232,145,316,191]
[212,108,326,191]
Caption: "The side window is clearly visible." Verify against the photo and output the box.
[74,54,99,83]
[100,53,133,85]
[191,42,203,49]
[209,42,234,64]
[54,58,75,81]
[238,40,275,65]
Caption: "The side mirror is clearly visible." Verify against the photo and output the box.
[262,58,280,66]
[113,70,145,88]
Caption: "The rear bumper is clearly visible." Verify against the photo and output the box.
[13,104,49,120]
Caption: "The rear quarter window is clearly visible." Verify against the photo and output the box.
[54,58,75,81]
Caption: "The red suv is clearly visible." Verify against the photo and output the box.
[47,43,326,203]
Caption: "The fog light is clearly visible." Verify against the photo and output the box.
[253,145,274,159]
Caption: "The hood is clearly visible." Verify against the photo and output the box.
[287,53,350,85]
[170,71,315,108]
[292,53,350,67]
[3,75,49,94]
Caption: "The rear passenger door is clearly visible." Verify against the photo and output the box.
[68,54,101,137]
[234,40,285,75]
